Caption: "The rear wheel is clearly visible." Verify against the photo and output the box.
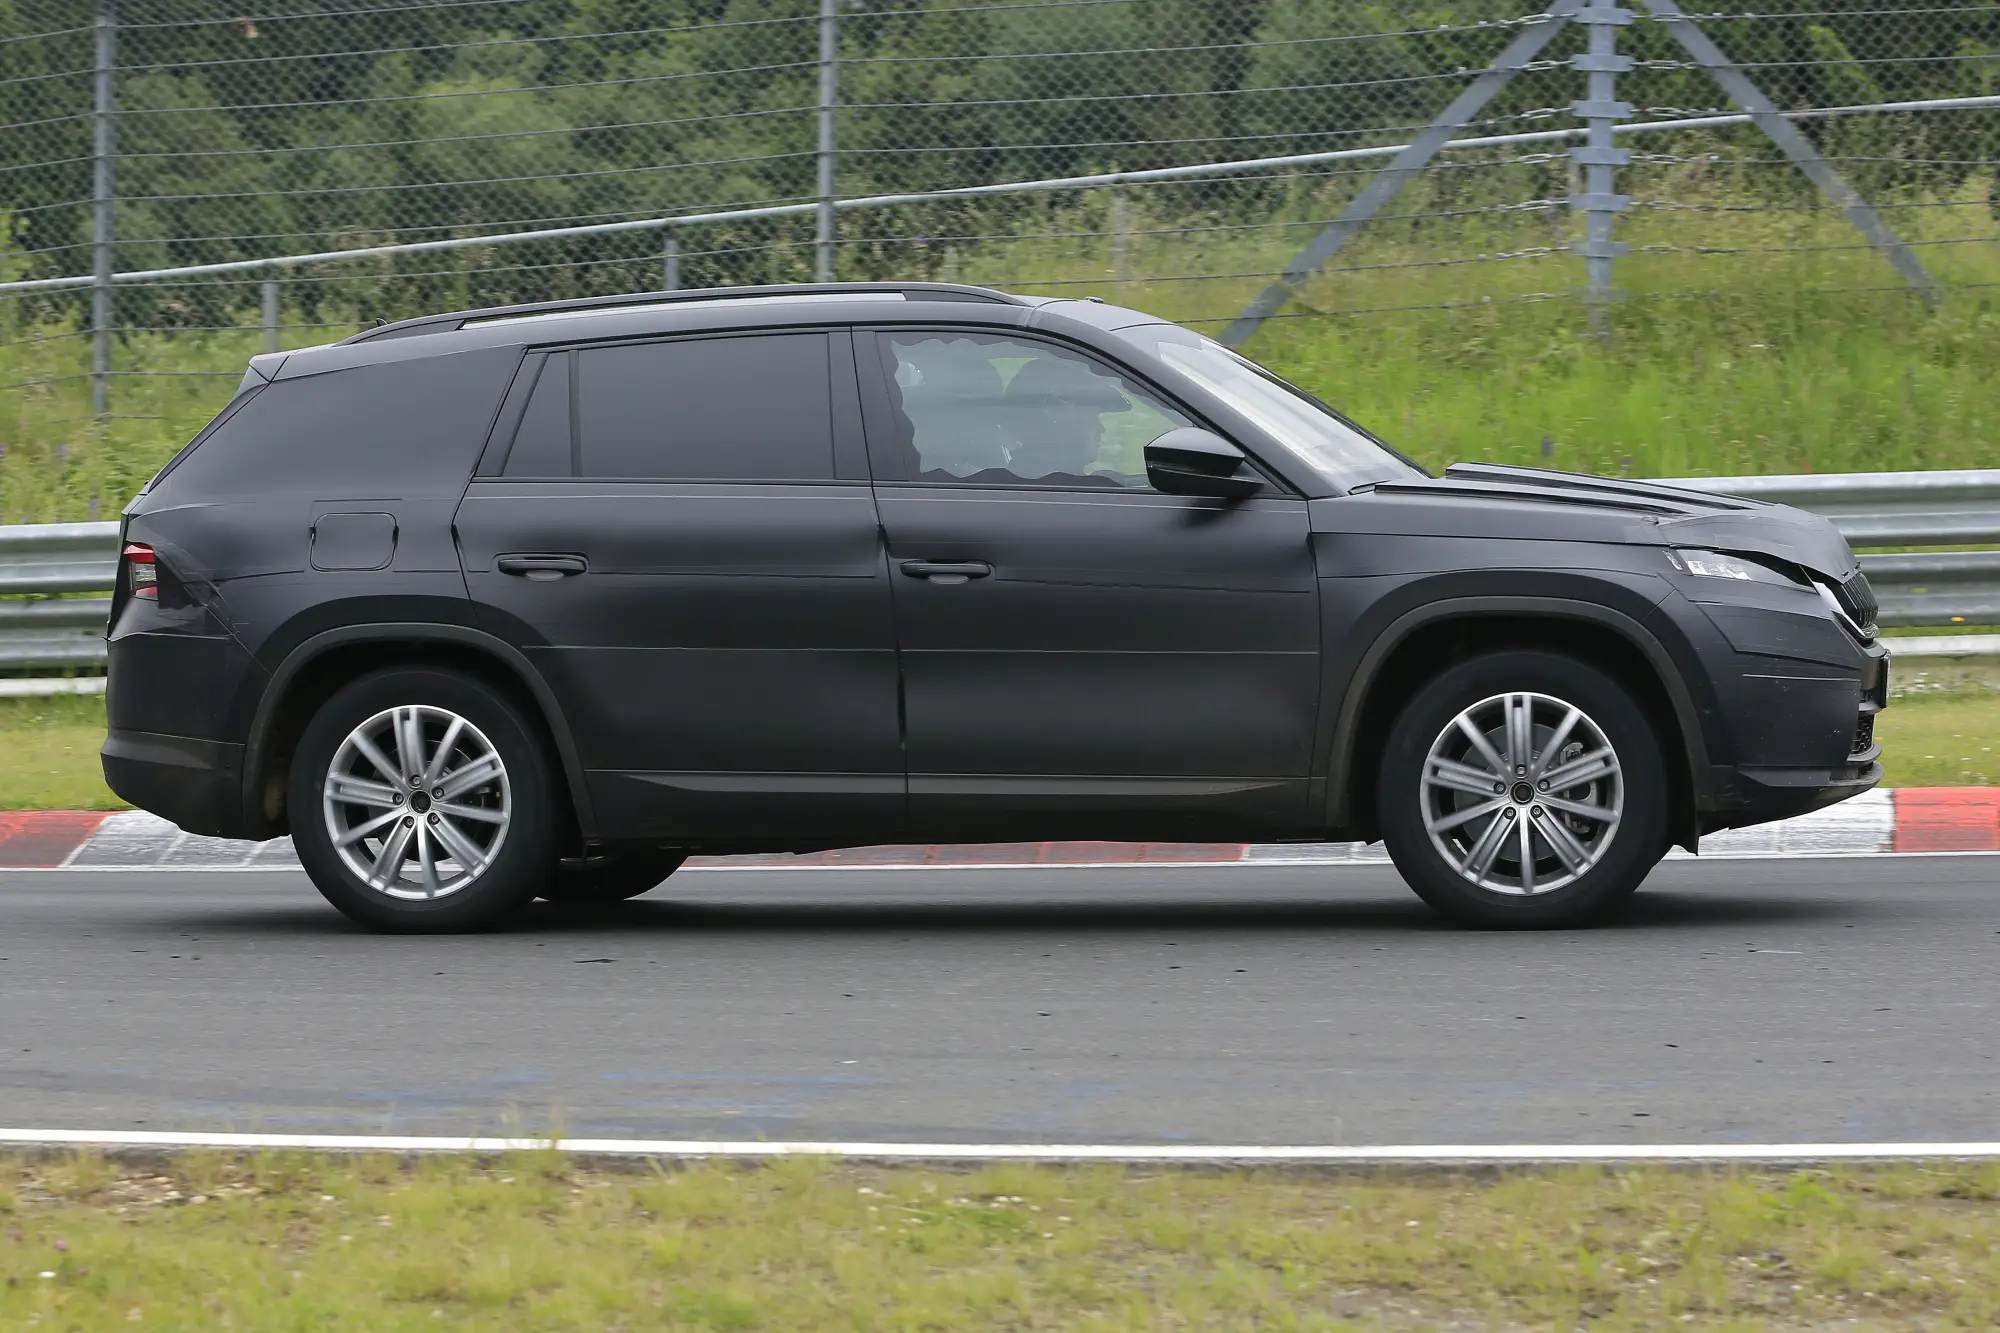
[540,850,688,904]
[1378,651,1669,929]
[290,668,558,933]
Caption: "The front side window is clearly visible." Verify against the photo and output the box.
[576,332,835,480]
[1129,325,1426,492]
[879,332,1190,489]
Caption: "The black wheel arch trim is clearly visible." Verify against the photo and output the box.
[240,621,596,839]
[1323,594,1715,828]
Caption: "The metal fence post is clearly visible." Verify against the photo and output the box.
[814,0,838,284]
[1109,189,1128,291]
[1572,4,1634,336]
[89,0,117,420]
[260,275,279,354]
[1638,0,1942,306]
[663,233,681,292]
[1221,0,1585,349]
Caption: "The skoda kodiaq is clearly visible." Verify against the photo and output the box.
[103,284,1887,931]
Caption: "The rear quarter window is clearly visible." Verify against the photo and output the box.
[149,347,519,501]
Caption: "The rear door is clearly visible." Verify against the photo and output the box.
[454,329,903,841]
[859,327,1321,840]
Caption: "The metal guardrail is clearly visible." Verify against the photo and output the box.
[0,522,119,670]
[2,473,1997,673]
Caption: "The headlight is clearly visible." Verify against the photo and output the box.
[1670,549,1802,586]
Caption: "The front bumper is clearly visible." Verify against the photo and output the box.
[1693,613,1889,832]
[1702,753,1882,831]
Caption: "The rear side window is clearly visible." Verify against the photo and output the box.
[149,348,517,500]
[502,353,573,477]
[576,333,834,480]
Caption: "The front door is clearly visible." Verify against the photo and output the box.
[859,328,1321,841]
[455,329,903,841]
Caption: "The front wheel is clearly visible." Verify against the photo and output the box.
[1378,651,1670,929]
[290,668,559,933]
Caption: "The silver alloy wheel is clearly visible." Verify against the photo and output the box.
[1419,691,1624,896]
[321,704,512,901]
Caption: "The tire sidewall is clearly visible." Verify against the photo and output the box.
[290,668,556,932]
[1378,650,1669,929]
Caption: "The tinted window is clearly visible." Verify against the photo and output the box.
[151,347,518,500]
[502,353,572,477]
[880,333,1189,489]
[576,333,834,480]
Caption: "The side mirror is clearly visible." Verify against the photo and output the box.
[1144,428,1263,499]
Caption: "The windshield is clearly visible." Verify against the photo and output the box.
[1133,327,1426,491]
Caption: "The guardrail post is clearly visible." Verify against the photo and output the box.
[1572,4,1634,338]
[814,0,839,284]
[260,274,279,354]
[90,0,117,420]
[663,233,680,292]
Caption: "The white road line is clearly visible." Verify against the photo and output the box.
[4,1128,2000,1163]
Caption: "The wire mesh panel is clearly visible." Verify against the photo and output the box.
[1,0,1997,519]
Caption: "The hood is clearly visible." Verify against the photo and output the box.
[1387,464,1863,584]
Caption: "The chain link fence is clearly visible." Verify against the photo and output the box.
[1,0,1997,518]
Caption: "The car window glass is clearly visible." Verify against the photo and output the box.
[502,354,573,477]
[882,333,1188,489]
[577,333,834,480]
[147,348,517,501]
[1135,326,1426,491]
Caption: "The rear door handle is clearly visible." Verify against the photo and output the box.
[899,560,993,586]
[496,553,588,581]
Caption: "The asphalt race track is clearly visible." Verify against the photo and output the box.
[1,856,1996,1146]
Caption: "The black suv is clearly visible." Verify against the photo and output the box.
[103,283,1887,931]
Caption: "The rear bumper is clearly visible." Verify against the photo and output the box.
[101,728,253,840]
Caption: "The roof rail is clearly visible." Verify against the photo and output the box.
[344,282,1023,344]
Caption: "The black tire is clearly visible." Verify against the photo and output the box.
[539,850,688,904]
[289,667,558,933]
[1377,650,1670,929]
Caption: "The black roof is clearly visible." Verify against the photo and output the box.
[241,282,1163,388]
[344,282,1033,345]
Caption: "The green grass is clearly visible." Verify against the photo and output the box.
[0,695,121,810]
[6,1152,2000,1330]
[1874,685,2000,788]
[0,683,1990,816]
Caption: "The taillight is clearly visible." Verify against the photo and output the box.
[123,542,158,600]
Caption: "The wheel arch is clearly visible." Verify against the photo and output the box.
[1328,597,1710,850]
[241,623,594,842]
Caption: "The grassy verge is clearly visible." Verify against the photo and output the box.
[0,695,121,811]
[5,1153,2000,1330]
[0,683,1993,814]
[1872,685,2000,788]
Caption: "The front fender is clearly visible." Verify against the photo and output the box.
[1317,572,1715,831]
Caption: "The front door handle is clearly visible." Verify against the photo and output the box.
[899,560,993,586]
[496,553,588,581]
